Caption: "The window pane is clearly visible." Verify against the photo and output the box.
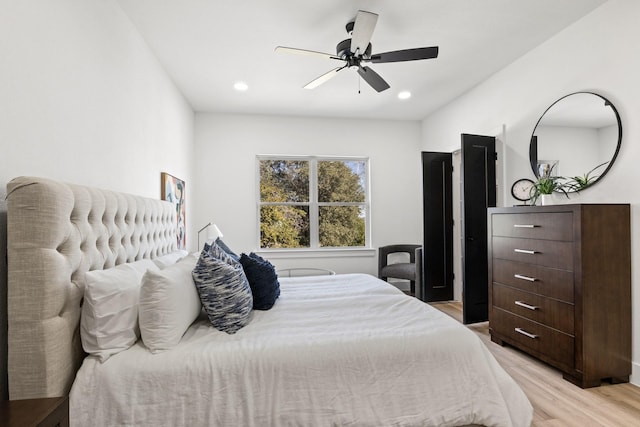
[318,160,366,203]
[319,206,365,247]
[260,205,310,248]
[260,160,309,202]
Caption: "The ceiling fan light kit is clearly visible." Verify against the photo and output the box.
[276,10,439,93]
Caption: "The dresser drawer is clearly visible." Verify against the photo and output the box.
[491,212,573,241]
[492,236,573,270]
[492,283,574,334]
[491,308,574,368]
[492,259,574,302]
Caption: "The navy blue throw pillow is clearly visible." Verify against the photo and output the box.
[239,253,280,310]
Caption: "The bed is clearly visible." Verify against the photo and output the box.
[6,176,533,426]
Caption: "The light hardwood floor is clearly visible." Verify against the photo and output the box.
[430,302,640,427]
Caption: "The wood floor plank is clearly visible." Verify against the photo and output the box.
[429,302,640,426]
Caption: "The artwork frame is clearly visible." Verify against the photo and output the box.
[537,160,559,177]
[161,172,186,250]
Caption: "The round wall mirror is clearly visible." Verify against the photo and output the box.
[529,92,622,192]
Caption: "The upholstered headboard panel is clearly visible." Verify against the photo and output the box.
[6,176,178,400]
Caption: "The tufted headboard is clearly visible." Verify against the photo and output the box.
[6,176,178,400]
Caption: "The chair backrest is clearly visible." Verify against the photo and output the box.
[378,244,421,279]
[378,244,421,267]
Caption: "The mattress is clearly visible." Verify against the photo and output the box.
[70,273,532,426]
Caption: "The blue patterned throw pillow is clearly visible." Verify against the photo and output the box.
[239,253,280,310]
[215,238,240,262]
[192,244,253,334]
[203,241,233,263]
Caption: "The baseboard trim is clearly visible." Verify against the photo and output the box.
[631,362,640,387]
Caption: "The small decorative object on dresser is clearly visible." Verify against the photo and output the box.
[510,178,535,205]
[488,204,631,388]
[529,163,570,206]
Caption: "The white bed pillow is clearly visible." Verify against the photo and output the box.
[81,259,159,362]
[139,253,201,353]
[152,249,189,269]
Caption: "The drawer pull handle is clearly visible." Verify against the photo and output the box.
[514,274,537,282]
[515,327,538,339]
[514,249,537,255]
[515,300,539,311]
[513,224,539,228]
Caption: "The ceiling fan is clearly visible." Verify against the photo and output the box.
[275,10,439,93]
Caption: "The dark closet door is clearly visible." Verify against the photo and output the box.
[461,134,496,324]
[421,152,453,302]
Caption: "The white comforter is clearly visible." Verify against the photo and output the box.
[70,273,532,426]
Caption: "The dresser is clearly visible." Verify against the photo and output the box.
[488,204,631,388]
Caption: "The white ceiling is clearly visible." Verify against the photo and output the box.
[116,0,607,121]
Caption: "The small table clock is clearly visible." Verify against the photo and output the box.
[510,178,535,205]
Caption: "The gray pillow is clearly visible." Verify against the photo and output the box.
[192,245,253,334]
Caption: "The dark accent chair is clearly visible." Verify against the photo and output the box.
[378,244,422,297]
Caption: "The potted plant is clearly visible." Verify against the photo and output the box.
[530,163,570,205]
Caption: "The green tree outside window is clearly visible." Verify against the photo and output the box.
[259,157,368,249]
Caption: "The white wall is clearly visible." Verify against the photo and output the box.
[194,113,423,276]
[0,0,194,400]
[421,0,640,384]
[0,0,194,201]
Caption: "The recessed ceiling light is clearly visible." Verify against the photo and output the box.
[234,82,249,91]
[398,91,411,100]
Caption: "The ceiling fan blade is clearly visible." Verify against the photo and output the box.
[275,46,339,60]
[357,66,390,92]
[370,46,439,63]
[350,11,378,56]
[304,67,345,89]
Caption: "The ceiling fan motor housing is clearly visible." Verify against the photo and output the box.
[336,38,372,59]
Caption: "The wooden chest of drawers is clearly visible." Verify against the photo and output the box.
[488,204,631,388]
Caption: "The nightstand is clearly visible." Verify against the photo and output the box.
[0,396,69,427]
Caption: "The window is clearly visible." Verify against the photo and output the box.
[258,156,369,249]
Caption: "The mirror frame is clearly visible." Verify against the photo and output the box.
[529,91,622,190]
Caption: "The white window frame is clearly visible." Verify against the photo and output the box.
[256,155,371,252]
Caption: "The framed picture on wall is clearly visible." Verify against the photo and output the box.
[161,172,186,250]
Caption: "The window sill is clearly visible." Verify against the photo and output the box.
[254,247,376,259]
